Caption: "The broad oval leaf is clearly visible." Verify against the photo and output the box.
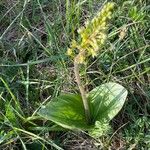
[88,82,128,123]
[38,94,93,130]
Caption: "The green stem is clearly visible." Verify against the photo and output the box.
[74,57,91,124]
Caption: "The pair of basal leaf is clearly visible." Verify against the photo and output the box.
[38,82,127,137]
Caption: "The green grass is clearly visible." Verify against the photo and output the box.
[0,0,150,149]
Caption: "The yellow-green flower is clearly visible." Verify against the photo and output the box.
[67,48,73,56]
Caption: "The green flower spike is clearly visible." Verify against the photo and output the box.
[67,2,115,64]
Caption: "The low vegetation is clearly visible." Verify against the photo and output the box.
[0,0,150,149]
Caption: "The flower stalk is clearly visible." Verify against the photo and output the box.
[74,56,91,123]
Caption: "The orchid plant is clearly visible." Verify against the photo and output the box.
[38,2,128,137]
